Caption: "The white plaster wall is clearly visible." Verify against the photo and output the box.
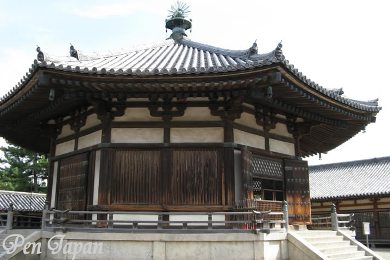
[55,140,75,156]
[57,124,74,139]
[233,129,265,149]
[170,127,224,143]
[114,108,162,122]
[169,214,225,227]
[269,139,295,156]
[235,112,263,130]
[172,107,220,121]
[80,113,100,131]
[113,214,159,226]
[339,205,373,211]
[269,123,293,138]
[78,130,102,149]
[111,128,164,143]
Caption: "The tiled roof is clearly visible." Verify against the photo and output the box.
[0,38,380,113]
[309,156,390,200]
[0,190,46,212]
[40,39,282,75]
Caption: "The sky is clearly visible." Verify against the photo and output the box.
[0,0,389,165]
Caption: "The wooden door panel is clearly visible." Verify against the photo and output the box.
[169,149,222,205]
[284,159,311,225]
[57,153,89,211]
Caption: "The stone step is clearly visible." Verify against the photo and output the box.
[311,241,352,249]
[327,251,366,260]
[297,231,338,238]
[341,257,373,260]
[305,235,345,243]
[320,245,359,255]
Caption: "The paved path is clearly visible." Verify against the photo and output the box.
[374,248,390,260]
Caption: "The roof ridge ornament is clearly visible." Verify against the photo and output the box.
[274,41,284,60]
[248,40,258,57]
[70,44,79,60]
[165,1,192,41]
[36,46,44,62]
[330,88,344,96]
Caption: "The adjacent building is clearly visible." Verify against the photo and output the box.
[310,157,390,244]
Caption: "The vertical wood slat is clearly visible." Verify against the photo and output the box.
[241,147,253,200]
[109,149,161,204]
[98,149,110,205]
[57,153,89,211]
[224,147,235,206]
[170,148,222,205]
[103,147,225,207]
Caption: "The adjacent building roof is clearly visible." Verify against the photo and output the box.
[0,190,46,212]
[309,156,390,200]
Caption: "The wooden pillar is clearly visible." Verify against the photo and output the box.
[224,119,235,206]
[46,124,59,208]
[98,111,112,206]
[224,147,235,206]
[373,198,381,239]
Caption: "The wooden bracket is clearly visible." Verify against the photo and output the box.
[255,105,276,131]
[148,94,187,121]
[208,95,244,120]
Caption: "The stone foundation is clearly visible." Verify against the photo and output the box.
[35,231,288,260]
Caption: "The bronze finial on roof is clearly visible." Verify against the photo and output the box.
[165,1,192,41]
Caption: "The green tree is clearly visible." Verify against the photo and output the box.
[0,142,48,193]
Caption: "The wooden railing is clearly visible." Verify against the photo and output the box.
[309,215,332,230]
[0,211,42,229]
[309,204,355,231]
[41,207,288,233]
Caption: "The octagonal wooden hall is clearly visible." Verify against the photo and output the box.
[0,9,380,226]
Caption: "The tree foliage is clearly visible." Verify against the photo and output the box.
[0,142,48,193]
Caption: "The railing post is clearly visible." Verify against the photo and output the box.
[283,200,289,232]
[6,203,14,230]
[331,203,338,231]
[108,213,114,229]
[41,202,48,230]
[157,214,163,230]
[208,213,212,230]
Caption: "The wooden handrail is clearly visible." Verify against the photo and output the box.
[42,209,287,233]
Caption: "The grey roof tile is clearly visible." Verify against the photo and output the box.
[0,190,46,212]
[0,38,381,114]
[309,157,390,200]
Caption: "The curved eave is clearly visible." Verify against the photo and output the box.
[277,63,381,115]
[0,53,381,155]
[299,123,364,157]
